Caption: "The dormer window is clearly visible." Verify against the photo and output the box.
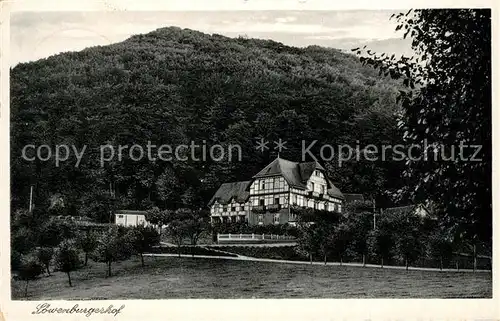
[315,170,320,176]
[261,180,265,190]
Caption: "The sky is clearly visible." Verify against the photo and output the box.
[10,10,413,66]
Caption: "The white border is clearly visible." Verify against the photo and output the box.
[1,1,499,321]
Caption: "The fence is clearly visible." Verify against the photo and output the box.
[217,233,296,243]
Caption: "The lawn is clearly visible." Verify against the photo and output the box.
[11,256,491,300]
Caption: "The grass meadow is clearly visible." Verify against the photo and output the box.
[11,256,491,299]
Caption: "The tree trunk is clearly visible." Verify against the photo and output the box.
[362,254,366,267]
[310,253,313,265]
[473,244,477,272]
[405,257,408,271]
[67,272,72,287]
[85,252,88,266]
[108,261,112,277]
[456,260,459,271]
[24,280,29,298]
[440,256,443,271]
[340,256,343,266]
[178,245,181,258]
[46,265,51,276]
[324,254,327,265]
[381,258,384,268]
[141,253,145,267]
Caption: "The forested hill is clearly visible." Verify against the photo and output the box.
[11,26,406,221]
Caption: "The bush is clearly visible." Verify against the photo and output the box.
[36,247,54,275]
[11,226,36,254]
[11,250,22,271]
[17,254,44,297]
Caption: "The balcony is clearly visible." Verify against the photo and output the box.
[266,204,281,210]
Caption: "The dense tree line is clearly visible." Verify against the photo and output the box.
[292,202,490,270]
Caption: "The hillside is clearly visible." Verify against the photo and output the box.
[10,26,405,221]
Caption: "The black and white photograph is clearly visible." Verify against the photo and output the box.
[2,0,495,311]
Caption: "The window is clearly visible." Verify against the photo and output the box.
[315,170,320,176]
[118,215,123,218]
[311,182,315,192]
[321,185,325,194]
[223,206,227,212]
[261,180,265,190]
[258,214,263,223]
[338,204,342,213]
[293,194,297,205]
[273,213,280,224]
[231,206,236,212]
[274,177,280,189]
[275,197,280,205]
[259,199,265,206]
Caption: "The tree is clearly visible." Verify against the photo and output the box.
[54,240,82,287]
[92,227,133,277]
[296,224,323,264]
[330,223,351,265]
[347,211,372,266]
[428,226,454,270]
[181,209,210,246]
[393,215,423,270]
[145,207,173,238]
[367,222,394,268]
[36,247,54,275]
[128,225,160,267]
[17,254,44,297]
[354,9,491,246]
[77,231,98,266]
[38,218,78,248]
[167,219,188,257]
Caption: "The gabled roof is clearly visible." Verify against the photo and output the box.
[298,161,325,181]
[253,157,304,188]
[208,180,251,206]
[343,194,365,203]
[326,180,344,199]
[252,157,344,200]
[384,204,431,218]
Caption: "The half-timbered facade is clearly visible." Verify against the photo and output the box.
[209,157,345,225]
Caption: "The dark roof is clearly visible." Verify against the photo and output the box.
[208,180,251,206]
[115,210,147,215]
[253,157,344,199]
[383,204,431,217]
[343,194,365,203]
